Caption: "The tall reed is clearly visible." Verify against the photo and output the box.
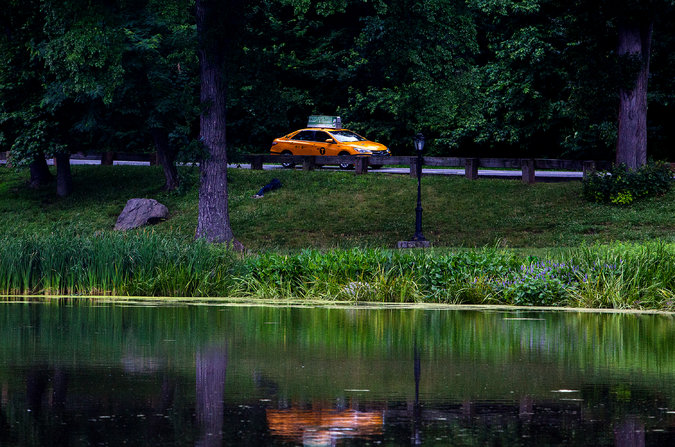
[0,232,238,296]
[566,242,675,309]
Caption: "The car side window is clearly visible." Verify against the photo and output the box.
[293,131,314,141]
[313,131,331,142]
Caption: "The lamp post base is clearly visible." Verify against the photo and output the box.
[397,240,432,249]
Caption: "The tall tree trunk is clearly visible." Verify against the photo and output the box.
[615,20,652,170]
[194,0,242,249]
[151,128,179,191]
[29,152,53,188]
[55,152,73,197]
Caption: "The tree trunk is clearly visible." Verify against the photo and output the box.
[29,152,53,188]
[101,151,115,165]
[151,128,179,191]
[55,153,73,197]
[194,0,242,249]
[615,20,652,170]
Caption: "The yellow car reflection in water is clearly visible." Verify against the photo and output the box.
[266,407,384,445]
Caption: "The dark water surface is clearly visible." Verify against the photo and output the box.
[0,301,673,446]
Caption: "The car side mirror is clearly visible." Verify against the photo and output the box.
[326,139,336,144]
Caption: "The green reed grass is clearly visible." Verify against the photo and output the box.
[0,232,239,296]
[234,243,675,309]
[566,242,675,309]
[0,231,673,310]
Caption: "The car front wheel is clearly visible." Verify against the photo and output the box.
[338,152,353,170]
[280,151,295,169]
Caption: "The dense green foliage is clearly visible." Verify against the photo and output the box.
[224,0,675,159]
[2,0,674,168]
[582,161,674,205]
[0,0,198,167]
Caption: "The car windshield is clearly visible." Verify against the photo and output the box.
[330,131,367,142]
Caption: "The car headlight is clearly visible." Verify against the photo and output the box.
[354,148,372,154]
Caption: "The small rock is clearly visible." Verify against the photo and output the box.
[115,198,169,231]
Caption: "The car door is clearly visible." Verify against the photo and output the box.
[293,130,315,155]
[311,131,333,156]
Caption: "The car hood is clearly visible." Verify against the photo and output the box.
[346,141,387,151]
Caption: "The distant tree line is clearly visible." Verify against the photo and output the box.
[2,0,674,195]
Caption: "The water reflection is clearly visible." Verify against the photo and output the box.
[267,407,383,445]
[0,302,673,445]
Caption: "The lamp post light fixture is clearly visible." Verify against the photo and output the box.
[397,133,431,249]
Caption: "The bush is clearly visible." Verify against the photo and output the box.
[582,161,673,205]
[489,260,578,306]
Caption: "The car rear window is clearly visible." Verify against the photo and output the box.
[293,131,315,141]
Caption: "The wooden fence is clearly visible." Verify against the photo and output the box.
[6,151,671,185]
[0,151,158,164]
[246,154,614,184]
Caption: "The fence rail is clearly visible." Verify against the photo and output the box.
[246,154,614,184]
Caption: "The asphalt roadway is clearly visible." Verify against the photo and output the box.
[3,157,585,181]
[237,163,584,181]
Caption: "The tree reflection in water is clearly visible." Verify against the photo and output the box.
[615,417,646,447]
[196,346,227,447]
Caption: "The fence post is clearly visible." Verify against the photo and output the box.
[101,152,115,165]
[409,157,418,178]
[465,158,478,180]
[521,159,535,184]
[251,155,263,170]
[302,156,316,171]
[355,157,369,174]
[583,160,596,178]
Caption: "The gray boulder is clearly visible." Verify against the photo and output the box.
[115,198,169,231]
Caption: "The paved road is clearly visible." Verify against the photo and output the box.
[1,157,585,180]
[231,163,585,180]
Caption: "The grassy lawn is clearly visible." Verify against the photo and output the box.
[0,164,673,251]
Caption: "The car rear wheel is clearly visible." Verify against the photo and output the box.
[338,152,353,170]
[280,151,295,169]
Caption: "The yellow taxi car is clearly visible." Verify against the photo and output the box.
[270,116,390,169]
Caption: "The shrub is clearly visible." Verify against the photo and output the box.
[582,161,673,205]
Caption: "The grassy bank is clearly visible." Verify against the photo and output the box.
[1,164,674,249]
[1,165,673,309]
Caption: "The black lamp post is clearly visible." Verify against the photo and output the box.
[413,133,426,241]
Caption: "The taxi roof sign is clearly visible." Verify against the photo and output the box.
[307,115,342,129]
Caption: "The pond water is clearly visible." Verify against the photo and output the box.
[0,301,674,446]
